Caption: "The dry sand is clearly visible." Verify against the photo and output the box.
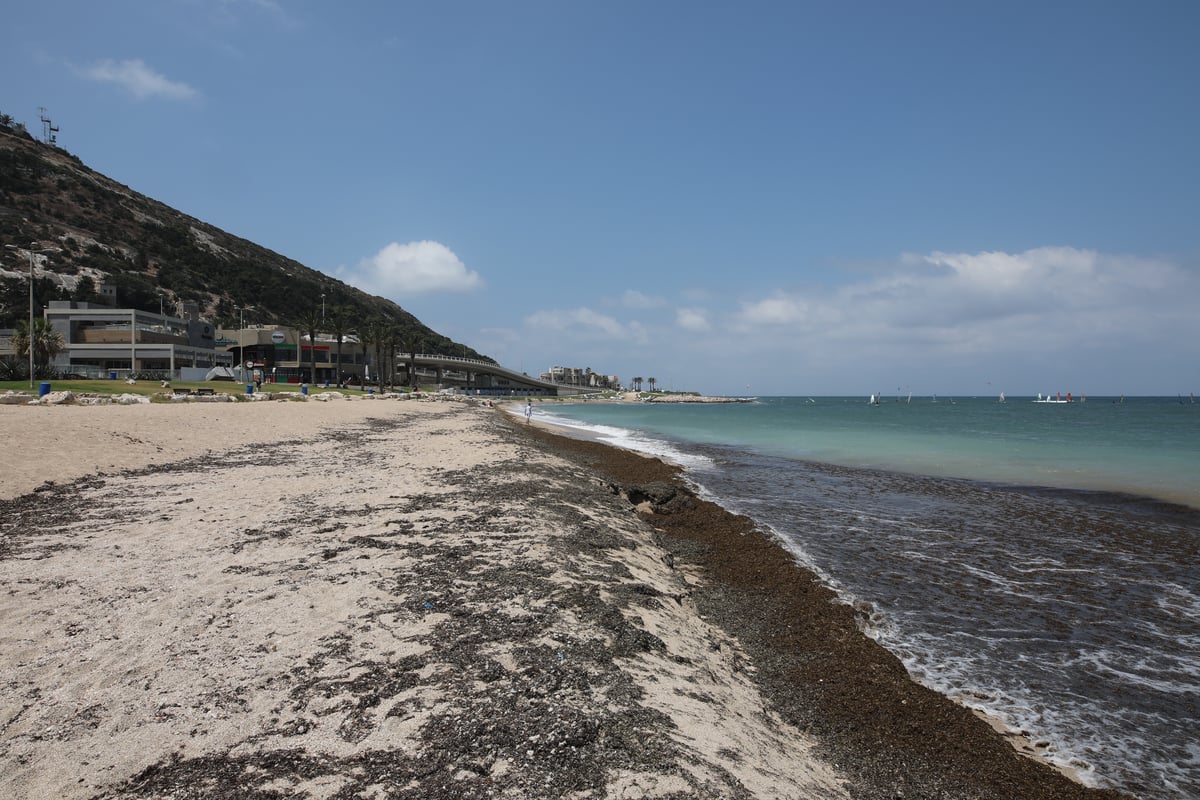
[0,397,848,799]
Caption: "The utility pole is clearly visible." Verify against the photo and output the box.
[5,243,51,389]
[236,305,244,383]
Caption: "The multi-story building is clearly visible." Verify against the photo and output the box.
[540,365,620,391]
[216,325,370,385]
[42,300,233,378]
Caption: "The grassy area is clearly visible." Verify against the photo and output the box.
[0,379,387,398]
[0,380,559,400]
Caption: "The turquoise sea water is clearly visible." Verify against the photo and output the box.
[542,396,1200,509]
[536,396,1200,800]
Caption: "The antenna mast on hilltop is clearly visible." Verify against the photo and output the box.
[38,107,59,146]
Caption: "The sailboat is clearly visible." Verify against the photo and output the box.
[999,391,1006,403]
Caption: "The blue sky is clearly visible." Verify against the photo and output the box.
[4,0,1198,395]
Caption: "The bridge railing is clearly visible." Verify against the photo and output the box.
[396,353,497,368]
[394,353,559,389]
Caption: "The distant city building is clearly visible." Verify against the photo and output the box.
[540,365,620,390]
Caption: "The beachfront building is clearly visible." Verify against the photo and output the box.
[41,300,234,379]
[216,325,369,386]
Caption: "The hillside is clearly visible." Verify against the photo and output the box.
[0,123,490,361]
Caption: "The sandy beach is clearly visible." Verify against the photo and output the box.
[0,397,1130,799]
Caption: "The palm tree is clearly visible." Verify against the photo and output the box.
[357,320,376,388]
[359,318,389,392]
[12,319,66,379]
[648,377,657,393]
[383,326,401,390]
[327,306,350,386]
[632,376,643,392]
[294,306,322,384]
[403,333,423,390]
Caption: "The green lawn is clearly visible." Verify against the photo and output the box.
[0,379,389,398]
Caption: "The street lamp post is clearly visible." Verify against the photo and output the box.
[24,246,32,389]
[236,305,244,383]
[5,243,43,389]
[235,305,257,382]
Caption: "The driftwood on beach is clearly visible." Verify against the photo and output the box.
[0,399,1129,799]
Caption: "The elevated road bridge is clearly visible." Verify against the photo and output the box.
[394,353,586,396]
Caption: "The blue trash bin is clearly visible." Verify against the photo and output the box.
[108,371,117,380]
[39,381,51,397]
[301,385,308,396]
[246,383,254,395]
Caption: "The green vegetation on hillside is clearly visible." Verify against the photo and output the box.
[0,120,490,363]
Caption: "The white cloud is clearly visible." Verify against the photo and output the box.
[730,247,1198,361]
[496,246,1197,396]
[347,241,481,296]
[675,308,710,331]
[737,294,807,326]
[524,307,632,339]
[522,308,655,359]
[80,59,198,100]
[620,290,664,309]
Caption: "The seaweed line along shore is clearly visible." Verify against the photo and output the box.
[1,397,1131,799]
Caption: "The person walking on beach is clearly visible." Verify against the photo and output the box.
[525,401,533,422]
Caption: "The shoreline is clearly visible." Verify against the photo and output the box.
[527,394,1200,512]
[515,405,1098,782]
[515,410,1132,799]
[1,398,849,799]
[0,398,1132,798]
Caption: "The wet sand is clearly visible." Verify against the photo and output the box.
[519,418,1133,800]
[0,397,1132,798]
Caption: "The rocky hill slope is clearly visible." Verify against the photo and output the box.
[0,123,488,360]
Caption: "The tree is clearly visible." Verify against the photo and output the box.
[72,275,98,303]
[327,306,351,385]
[0,277,25,327]
[358,318,388,392]
[356,321,375,387]
[12,319,66,378]
[402,333,423,389]
[648,377,657,392]
[294,306,322,384]
[632,376,643,391]
[384,326,403,390]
